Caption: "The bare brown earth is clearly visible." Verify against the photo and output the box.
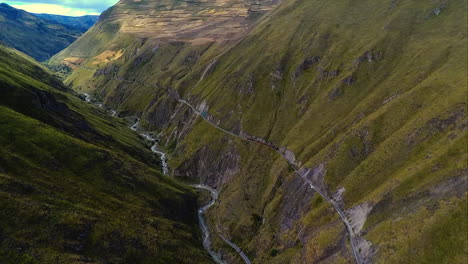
[109,0,279,41]
[51,0,280,69]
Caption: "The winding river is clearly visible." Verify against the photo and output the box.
[78,66,365,264]
[81,93,250,264]
[193,184,226,264]
[129,119,169,175]
[194,185,252,264]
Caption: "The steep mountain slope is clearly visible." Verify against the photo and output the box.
[51,0,467,263]
[0,3,94,61]
[0,45,213,264]
[49,0,280,71]
[33,13,98,32]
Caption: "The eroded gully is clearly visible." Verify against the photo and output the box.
[82,93,249,264]
[179,98,363,264]
[78,67,364,263]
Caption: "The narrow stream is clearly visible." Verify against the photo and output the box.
[82,94,169,175]
[142,133,169,175]
[193,185,252,264]
[130,119,169,175]
[78,68,364,264]
[83,93,109,111]
[81,93,249,263]
[83,92,92,103]
[193,185,225,264]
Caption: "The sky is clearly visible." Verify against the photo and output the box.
[3,0,119,16]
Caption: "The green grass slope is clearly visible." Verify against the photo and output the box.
[0,45,213,264]
[48,0,280,79]
[177,0,468,262]
[47,0,467,263]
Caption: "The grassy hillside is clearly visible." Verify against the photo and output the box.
[178,0,468,262]
[0,45,213,264]
[48,0,280,73]
[0,3,92,61]
[50,0,467,263]
[33,13,98,32]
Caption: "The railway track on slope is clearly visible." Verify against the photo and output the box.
[77,67,365,264]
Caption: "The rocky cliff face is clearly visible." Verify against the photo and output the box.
[52,0,467,263]
[107,0,279,43]
[50,0,280,67]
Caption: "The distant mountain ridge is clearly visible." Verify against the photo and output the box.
[33,13,98,32]
[0,3,98,61]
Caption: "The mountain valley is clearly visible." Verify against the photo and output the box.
[1,0,467,263]
[0,3,98,61]
[0,44,212,263]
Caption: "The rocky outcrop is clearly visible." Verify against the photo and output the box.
[278,175,315,232]
[107,0,280,43]
[174,136,240,188]
[57,0,468,263]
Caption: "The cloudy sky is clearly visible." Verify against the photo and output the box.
[4,0,119,16]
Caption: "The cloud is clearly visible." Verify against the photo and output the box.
[9,3,98,16]
[4,0,119,15]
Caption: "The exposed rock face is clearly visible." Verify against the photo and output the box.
[174,136,240,188]
[278,175,315,232]
[108,0,279,43]
[51,0,281,67]
[346,202,373,235]
[56,0,467,263]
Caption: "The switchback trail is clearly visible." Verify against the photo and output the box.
[77,68,364,264]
